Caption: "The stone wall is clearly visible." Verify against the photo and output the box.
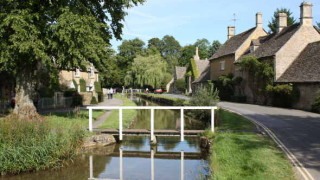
[79,92,93,105]
[210,55,235,81]
[293,83,320,110]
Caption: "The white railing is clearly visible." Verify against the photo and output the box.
[88,149,185,180]
[87,106,218,141]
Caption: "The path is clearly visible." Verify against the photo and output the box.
[92,97,123,128]
[161,93,320,180]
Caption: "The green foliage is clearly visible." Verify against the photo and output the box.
[0,117,86,175]
[72,80,78,91]
[268,8,296,33]
[179,45,196,66]
[209,40,222,57]
[266,84,299,108]
[161,73,173,90]
[216,109,256,130]
[194,38,211,59]
[311,96,320,113]
[176,78,186,92]
[80,79,86,92]
[94,82,102,93]
[125,54,167,88]
[98,92,104,103]
[189,82,220,121]
[91,96,98,105]
[64,90,83,107]
[216,74,243,101]
[190,58,199,79]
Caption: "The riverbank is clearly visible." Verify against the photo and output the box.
[98,94,137,129]
[206,109,296,179]
[0,110,105,175]
[136,92,188,105]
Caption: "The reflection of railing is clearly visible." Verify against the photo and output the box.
[88,149,186,180]
[87,106,217,142]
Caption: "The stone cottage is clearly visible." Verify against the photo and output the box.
[239,2,320,110]
[209,13,268,80]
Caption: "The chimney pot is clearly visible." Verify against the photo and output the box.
[228,26,235,40]
[278,12,287,33]
[256,13,263,28]
[300,2,313,26]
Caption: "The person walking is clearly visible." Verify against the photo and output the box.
[107,88,110,99]
[110,88,114,99]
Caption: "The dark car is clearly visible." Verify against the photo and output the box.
[154,88,163,94]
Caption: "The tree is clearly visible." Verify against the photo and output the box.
[148,38,162,50]
[125,54,167,88]
[209,40,221,57]
[268,8,296,33]
[194,38,211,59]
[160,35,181,73]
[0,0,145,120]
[179,45,196,66]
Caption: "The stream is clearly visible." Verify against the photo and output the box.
[1,95,210,180]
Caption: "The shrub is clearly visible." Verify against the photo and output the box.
[215,74,242,101]
[98,92,104,102]
[80,79,86,92]
[173,99,186,106]
[72,80,78,90]
[64,90,83,107]
[91,96,98,104]
[94,81,102,93]
[311,96,320,113]
[266,84,299,108]
[189,82,220,121]
[176,78,186,92]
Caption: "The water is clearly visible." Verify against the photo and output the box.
[1,95,210,180]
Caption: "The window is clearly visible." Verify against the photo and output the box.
[75,68,80,77]
[220,61,225,71]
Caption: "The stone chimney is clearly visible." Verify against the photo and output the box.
[300,2,313,26]
[194,47,200,61]
[256,12,263,28]
[228,26,235,40]
[278,12,287,33]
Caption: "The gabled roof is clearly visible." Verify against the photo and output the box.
[193,65,210,84]
[246,24,300,58]
[277,41,320,83]
[195,59,209,75]
[174,66,186,80]
[209,27,256,60]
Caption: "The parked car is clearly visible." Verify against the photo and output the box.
[154,88,163,94]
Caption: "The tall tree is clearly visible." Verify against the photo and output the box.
[0,0,145,120]
[194,38,211,59]
[209,40,221,57]
[125,54,167,88]
[148,37,162,50]
[179,45,196,66]
[160,35,181,73]
[268,8,296,33]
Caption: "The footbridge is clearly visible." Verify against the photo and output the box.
[87,106,217,141]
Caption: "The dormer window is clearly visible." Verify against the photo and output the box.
[220,61,225,71]
[75,68,80,77]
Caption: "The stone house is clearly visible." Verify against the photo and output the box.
[167,66,186,93]
[209,13,268,80]
[59,64,99,92]
[239,2,320,110]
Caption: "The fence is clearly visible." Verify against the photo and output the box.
[38,97,73,110]
[87,106,218,142]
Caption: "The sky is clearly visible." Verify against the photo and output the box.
[110,0,320,50]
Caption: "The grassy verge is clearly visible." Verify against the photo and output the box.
[136,92,187,106]
[98,94,137,129]
[205,109,295,180]
[0,109,105,175]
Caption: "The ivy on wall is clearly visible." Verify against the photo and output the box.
[80,79,86,92]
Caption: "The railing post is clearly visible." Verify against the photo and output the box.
[211,107,215,133]
[89,155,93,179]
[120,148,123,180]
[151,149,155,180]
[181,151,184,180]
[89,108,93,132]
[151,108,154,141]
[180,108,184,141]
[119,108,123,141]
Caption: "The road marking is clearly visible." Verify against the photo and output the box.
[221,107,315,180]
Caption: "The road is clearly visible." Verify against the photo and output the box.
[163,93,320,180]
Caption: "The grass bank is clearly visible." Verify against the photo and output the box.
[206,109,295,180]
[0,110,105,175]
[98,94,137,129]
[136,92,187,105]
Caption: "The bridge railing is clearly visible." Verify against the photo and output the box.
[87,106,218,141]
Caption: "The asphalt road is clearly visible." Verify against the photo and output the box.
[163,94,320,180]
[219,102,320,180]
